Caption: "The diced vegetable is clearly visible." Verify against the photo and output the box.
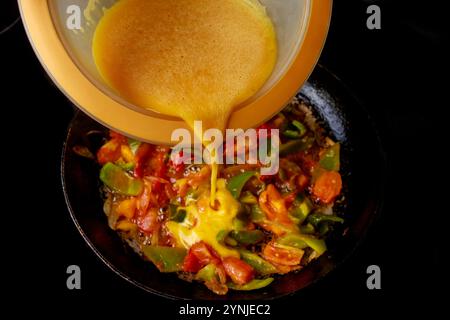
[319,143,340,171]
[289,194,312,224]
[282,120,307,139]
[143,246,187,272]
[195,263,217,282]
[239,250,277,275]
[189,241,219,266]
[263,242,304,266]
[232,217,248,231]
[120,145,135,163]
[239,191,258,204]
[319,223,330,236]
[216,230,238,246]
[279,137,314,156]
[134,143,153,178]
[116,198,137,219]
[230,230,264,245]
[312,170,342,204]
[183,250,203,273]
[228,278,274,291]
[169,150,186,175]
[292,120,307,136]
[216,230,229,243]
[127,138,141,155]
[276,234,307,249]
[97,139,122,165]
[222,257,255,285]
[225,236,238,247]
[227,171,256,199]
[250,205,265,222]
[296,174,309,191]
[100,162,143,196]
[300,223,315,234]
[258,184,292,225]
[117,161,135,171]
[276,234,327,255]
[307,213,344,226]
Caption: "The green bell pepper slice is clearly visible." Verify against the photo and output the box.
[230,230,265,245]
[307,213,344,227]
[228,278,274,291]
[239,191,258,205]
[117,161,135,171]
[142,246,187,273]
[227,171,256,199]
[100,162,143,196]
[282,120,307,139]
[289,194,313,224]
[279,137,314,156]
[216,230,238,246]
[250,205,265,223]
[276,234,327,255]
[196,264,217,282]
[319,143,340,171]
[299,223,315,234]
[239,250,277,275]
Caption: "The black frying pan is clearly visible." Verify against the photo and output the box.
[61,65,385,300]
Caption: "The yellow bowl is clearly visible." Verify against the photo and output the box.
[19,0,332,144]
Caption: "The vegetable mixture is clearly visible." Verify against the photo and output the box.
[88,97,344,295]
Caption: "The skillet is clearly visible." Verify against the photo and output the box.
[61,65,386,300]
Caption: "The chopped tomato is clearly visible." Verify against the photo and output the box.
[147,147,169,178]
[109,131,127,144]
[134,143,153,178]
[170,150,186,175]
[183,241,219,272]
[283,192,296,208]
[186,166,211,188]
[163,183,176,203]
[190,241,220,266]
[296,174,309,191]
[259,173,275,183]
[182,251,203,273]
[259,184,293,225]
[183,242,228,283]
[312,170,342,204]
[269,262,300,274]
[97,139,121,165]
[136,208,159,233]
[222,257,255,285]
[263,242,304,266]
[137,181,155,215]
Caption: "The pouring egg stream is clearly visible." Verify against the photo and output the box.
[92,0,278,205]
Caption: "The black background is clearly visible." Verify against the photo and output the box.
[1,0,444,315]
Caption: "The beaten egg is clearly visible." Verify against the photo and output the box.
[93,0,277,208]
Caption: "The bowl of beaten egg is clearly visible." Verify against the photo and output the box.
[19,0,332,144]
